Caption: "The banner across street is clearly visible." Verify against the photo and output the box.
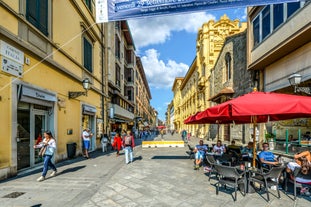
[95,0,299,22]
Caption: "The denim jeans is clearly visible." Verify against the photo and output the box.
[124,146,133,164]
[42,155,57,177]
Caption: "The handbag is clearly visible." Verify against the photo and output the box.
[38,146,47,157]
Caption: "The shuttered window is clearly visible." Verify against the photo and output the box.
[26,0,48,36]
[83,37,93,73]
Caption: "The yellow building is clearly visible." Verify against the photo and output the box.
[172,77,183,132]
[0,0,106,179]
[172,15,246,139]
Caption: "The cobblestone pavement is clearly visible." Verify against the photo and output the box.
[0,133,310,207]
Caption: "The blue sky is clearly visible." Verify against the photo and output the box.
[128,7,247,121]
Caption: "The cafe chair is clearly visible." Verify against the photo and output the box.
[186,144,195,160]
[213,164,246,201]
[206,155,218,181]
[284,167,311,200]
[247,166,285,201]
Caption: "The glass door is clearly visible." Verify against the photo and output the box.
[17,109,31,170]
[32,111,47,165]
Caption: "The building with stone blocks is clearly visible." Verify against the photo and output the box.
[209,31,256,145]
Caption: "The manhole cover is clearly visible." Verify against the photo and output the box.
[3,192,25,198]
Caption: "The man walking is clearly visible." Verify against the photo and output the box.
[124,130,135,164]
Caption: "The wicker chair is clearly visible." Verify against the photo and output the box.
[206,154,218,181]
[247,166,285,201]
[214,164,246,201]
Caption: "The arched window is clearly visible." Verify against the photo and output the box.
[225,52,231,81]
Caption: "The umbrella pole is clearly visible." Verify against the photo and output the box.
[252,117,257,168]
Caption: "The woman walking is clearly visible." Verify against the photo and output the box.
[112,132,122,157]
[34,130,57,182]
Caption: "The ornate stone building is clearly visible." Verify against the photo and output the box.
[172,15,247,139]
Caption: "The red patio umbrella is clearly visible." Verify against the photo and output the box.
[157,125,166,129]
[184,112,201,124]
[196,91,311,167]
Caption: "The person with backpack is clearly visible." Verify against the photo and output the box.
[123,130,135,164]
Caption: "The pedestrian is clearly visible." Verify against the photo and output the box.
[82,128,93,159]
[101,134,109,152]
[112,132,122,157]
[160,129,164,140]
[123,130,135,164]
[33,130,57,182]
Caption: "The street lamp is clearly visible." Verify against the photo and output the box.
[288,73,311,95]
[68,78,91,99]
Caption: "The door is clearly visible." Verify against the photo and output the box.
[17,107,48,170]
[32,111,48,165]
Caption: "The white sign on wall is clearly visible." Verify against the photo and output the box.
[1,56,23,77]
[0,40,24,65]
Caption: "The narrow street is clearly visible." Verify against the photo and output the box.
[0,134,310,207]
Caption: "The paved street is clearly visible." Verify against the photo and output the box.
[0,133,310,207]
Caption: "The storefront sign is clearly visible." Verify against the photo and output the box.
[96,0,299,22]
[21,85,57,102]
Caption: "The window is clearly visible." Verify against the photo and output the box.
[262,6,271,40]
[84,0,92,11]
[26,0,48,36]
[287,2,300,18]
[273,4,284,30]
[253,16,260,47]
[225,53,231,81]
[252,2,304,47]
[115,35,120,60]
[116,64,121,87]
[83,37,93,72]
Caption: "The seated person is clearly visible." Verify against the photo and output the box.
[287,150,311,175]
[227,140,242,153]
[193,139,208,170]
[303,131,311,141]
[241,141,254,160]
[212,140,226,154]
[286,150,311,195]
[258,142,280,167]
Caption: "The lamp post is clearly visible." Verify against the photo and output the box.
[288,73,311,95]
[68,78,91,99]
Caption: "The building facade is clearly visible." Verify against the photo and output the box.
[247,1,311,140]
[0,0,106,179]
[172,15,247,139]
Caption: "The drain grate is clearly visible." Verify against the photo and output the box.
[2,192,25,198]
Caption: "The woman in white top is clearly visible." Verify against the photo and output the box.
[213,140,226,154]
[33,130,57,182]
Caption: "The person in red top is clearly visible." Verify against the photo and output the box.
[112,132,122,157]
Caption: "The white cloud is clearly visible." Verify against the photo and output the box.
[141,49,188,89]
[128,12,215,49]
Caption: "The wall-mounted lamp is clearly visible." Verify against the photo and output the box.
[68,78,91,99]
[288,73,311,95]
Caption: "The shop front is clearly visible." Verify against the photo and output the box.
[16,84,56,170]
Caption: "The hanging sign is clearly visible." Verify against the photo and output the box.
[96,0,299,23]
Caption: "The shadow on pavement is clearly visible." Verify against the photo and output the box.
[151,155,189,159]
[58,165,86,175]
